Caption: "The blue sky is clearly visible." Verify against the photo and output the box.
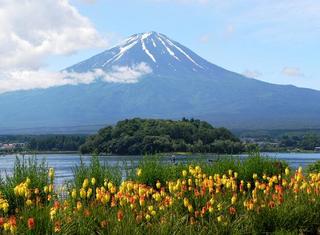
[0,0,319,92]
[62,0,320,89]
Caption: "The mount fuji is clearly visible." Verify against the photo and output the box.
[1,31,320,133]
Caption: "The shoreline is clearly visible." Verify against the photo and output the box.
[1,150,320,157]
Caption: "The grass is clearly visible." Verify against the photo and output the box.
[131,152,287,186]
[0,153,319,234]
[71,155,122,189]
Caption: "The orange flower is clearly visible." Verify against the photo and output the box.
[9,216,16,227]
[54,221,61,233]
[100,220,108,228]
[268,201,275,208]
[54,201,60,209]
[136,214,143,224]
[194,210,200,218]
[84,209,91,217]
[27,218,35,230]
[117,210,124,222]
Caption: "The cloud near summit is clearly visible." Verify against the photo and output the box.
[0,63,152,94]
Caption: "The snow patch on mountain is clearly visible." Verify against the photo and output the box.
[141,38,156,62]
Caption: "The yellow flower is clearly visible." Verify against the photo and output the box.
[26,177,31,185]
[26,199,33,206]
[44,186,49,194]
[48,184,53,193]
[77,201,82,210]
[209,197,215,205]
[48,168,55,179]
[182,170,187,177]
[82,178,89,189]
[50,208,56,220]
[107,182,113,190]
[156,181,161,189]
[71,189,77,199]
[102,193,111,204]
[91,177,96,186]
[34,188,39,195]
[253,173,258,180]
[148,205,154,212]
[217,203,222,211]
[231,195,237,205]
[145,214,151,221]
[217,216,222,222]
[136,168,142,177]
[183,198,189,207]
[188,205,193,213]
[285,167,290,176]
[110,186,116,194]
[80,188,86,199]
[3,222,10,231]
[87,188,93,198]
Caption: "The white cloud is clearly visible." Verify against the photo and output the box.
[0,63,152,94]
[150,0,210,4]
[0,0,106,70]
[242,70,262,79]
[282,67,304,77]
[79,0,97,4]
[199,34,210,43]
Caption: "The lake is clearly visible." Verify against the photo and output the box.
[1,152,320,184]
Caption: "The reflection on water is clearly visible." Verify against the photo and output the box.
[1,152,320,184]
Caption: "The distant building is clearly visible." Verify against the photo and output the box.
[315,147,320,152]
[0,143,26,150]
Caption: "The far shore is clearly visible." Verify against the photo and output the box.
[1,150,320,156]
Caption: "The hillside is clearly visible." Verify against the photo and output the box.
[1,31,320,132]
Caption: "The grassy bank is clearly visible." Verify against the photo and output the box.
[0,154,320,234]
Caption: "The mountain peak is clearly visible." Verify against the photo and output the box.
[67,31,214,75]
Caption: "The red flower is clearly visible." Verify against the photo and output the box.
[0,217,4,226]
[54,200,60,209]
[28,218,35,230]
[229,207,237,215]
[117,210,124,222]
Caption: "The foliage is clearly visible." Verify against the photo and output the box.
[80,118,244,155]
[27,135,86,152]
[239,129,320,152]
[0,156,49,215]
[71,156,122,189]
[0,135,86,153]
[0,156,320,234]
[132,153,287,186]
[306,160,320,173]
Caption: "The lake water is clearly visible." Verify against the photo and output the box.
[1,152,320,184]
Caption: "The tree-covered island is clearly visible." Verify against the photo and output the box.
[80,118,244,155]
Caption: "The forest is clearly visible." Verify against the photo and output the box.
[80,118,244,155]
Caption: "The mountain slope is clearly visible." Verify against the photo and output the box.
[1,31,320,133]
